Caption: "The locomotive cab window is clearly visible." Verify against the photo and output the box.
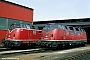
[78,28,81,32]
[80,28,85,32]
[43,24,55,32]
[32,26,35,29]
[65,26,68,30]
[75,28,79,31]
[9,24,21,31]
[58,25,62,29]
[10,24,15,28]
[82,29,85,32]
[22,24,26,28]
[62,25,65,30]
[15,24,21,28]
[50,24,58,30]
[69,27,74,30]
[26,25,30,29]
[34,26,39,30]
[52,24,57,28]
[80,29,83,32]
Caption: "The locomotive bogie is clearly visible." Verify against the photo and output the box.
[3,40,22,47]
[38,40,86,48]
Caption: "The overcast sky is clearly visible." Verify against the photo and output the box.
[6,0,90,21]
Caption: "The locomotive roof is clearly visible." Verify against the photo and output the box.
[46,23,84,30]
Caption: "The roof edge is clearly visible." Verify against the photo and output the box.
[0,0,34,10]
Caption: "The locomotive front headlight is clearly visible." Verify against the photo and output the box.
[8,35,10,37]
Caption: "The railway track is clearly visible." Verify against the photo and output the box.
[69,44,90,60]
[0,47,53,58]
[0,45,42,52]
[0,48,40,54]
[39,50,90,60]
[0,48,11,52]
[0,44,90,59]
[59,50,90,60]
[38,44,90,60]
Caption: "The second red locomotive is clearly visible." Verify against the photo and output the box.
[38,23,87,48]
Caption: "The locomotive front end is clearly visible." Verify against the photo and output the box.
[38,24,57,47]
[3,24,22,47]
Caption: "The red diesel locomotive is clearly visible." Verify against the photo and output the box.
[38,23,87,48]
[3,23,42,47]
